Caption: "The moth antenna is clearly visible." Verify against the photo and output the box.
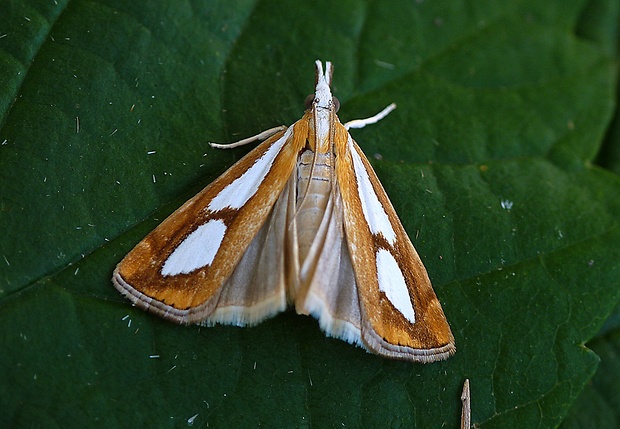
[325,61,333,86]
[314,60,323,85]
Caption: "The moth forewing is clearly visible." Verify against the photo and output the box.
[336,132,455,362]
[113,125,303,324]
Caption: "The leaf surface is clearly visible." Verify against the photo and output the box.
[1,1,619,427]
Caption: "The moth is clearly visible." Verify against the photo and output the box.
[113,60,455,362]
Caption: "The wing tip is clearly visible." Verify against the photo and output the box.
[112,268,191,324]
[362,326,456,363]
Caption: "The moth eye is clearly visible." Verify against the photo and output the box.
[304,94,315,109]
[332,96,340,112]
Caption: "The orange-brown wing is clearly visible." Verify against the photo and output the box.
[335,126,455,362]
[113,120,308,325]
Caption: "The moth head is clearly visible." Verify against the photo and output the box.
[304,94,340,112]
[306,60,340,112]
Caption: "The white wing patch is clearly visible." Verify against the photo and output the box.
[376,249,415,323]
[208,128,292,211]
[349,138,396,244]
[161,219,227,276]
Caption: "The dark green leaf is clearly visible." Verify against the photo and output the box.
[1,1,619,428]
[561,298,620,429]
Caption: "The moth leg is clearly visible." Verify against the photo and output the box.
[210,125,288,149]
[344,103,396,130]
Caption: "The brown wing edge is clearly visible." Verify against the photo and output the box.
[112,269,197,324]
[361,320,455,362]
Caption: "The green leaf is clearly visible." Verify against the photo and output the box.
[1,1,619,428]
[561,301,620,429]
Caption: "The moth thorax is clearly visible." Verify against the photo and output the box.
[295,150,333,265]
